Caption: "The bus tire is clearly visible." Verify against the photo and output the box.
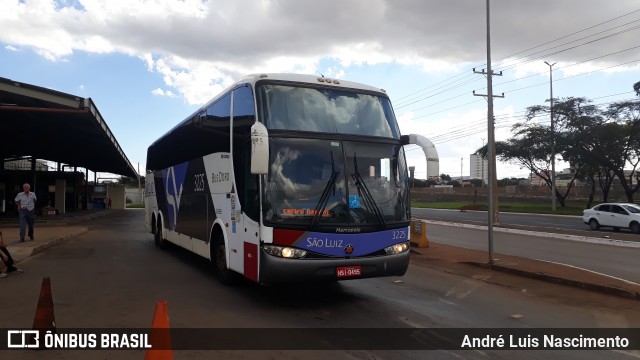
[212,231,237,285]
[155,219,167,249]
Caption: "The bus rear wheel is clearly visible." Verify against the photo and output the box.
[155,219,167,249]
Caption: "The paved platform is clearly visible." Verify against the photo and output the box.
[1,210,638,301]
[1,226,88,264]
[0,210,113,266]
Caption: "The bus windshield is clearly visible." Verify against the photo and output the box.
[263,138,410,228]
[258,84,400,139]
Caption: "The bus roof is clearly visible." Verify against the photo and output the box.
[146,73,390,170]
[238,73,388,93]
[190,73,389,120]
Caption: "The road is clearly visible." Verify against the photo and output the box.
[424,223,640,283]
[411,208,590,232]
[1,210,639,359]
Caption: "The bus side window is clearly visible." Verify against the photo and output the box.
[205,93,231,131]
[200,93,232,154]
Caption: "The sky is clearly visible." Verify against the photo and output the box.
[1,0,640,181]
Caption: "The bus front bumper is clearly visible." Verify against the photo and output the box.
[258,249,410,285]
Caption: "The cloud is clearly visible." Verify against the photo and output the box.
[151,88,174,97]
[1,0,639,105]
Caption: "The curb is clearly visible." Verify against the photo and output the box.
[464,261,640,301]
[12,227,89,263]
[423,219,640,248]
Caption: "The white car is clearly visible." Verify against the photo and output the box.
[583,203,640,233]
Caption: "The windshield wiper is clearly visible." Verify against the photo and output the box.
[310,151,339,229]
[352,153,386,228]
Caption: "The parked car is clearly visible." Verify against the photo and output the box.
[583,203,640,233]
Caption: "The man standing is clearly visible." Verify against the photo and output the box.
[15,183,37,242]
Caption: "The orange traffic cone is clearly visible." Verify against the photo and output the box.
[144,300,173,360]
[31,277,56,349]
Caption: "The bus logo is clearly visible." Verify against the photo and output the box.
[164,163,188,230]
[344,244,354,255]
[336,227,361,233]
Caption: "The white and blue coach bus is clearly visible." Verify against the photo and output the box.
[145,73,415,285]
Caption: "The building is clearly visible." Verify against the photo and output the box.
[469,154,488,184]
[3,158,49,171]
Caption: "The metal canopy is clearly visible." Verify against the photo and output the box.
[0,77,137,178]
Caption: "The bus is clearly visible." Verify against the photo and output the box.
[144,73,414,285]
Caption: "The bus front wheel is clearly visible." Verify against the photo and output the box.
[213,238,237,285]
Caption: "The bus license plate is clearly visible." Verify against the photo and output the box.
[336,266,362,278]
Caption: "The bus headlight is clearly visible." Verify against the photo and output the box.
[263,245,307,259]
[384,241,410,255]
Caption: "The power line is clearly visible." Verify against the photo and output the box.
[494,19,640,71]
[394,76,482,109]
[496,58,640,95]
[403,56,640,120]
[396,9,640,108]
[495,8,640,67]
[495,23,640,74]
[493,45,640,88]
[402,93,637,146]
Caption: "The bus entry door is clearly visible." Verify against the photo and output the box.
[228,193,244,273]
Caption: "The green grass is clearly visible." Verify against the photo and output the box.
[411,201,585,216]
[126,203,145,209]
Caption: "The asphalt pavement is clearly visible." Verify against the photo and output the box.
[2,209,639,300]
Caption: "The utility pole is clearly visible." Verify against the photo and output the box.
[545,61,557,211]
[481,138,485,187]
[138,162,142,205]
[461,157,463,183]
[473,0,503,265]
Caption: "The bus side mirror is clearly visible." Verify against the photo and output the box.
[250,122,269,175]
[400,135,410,145]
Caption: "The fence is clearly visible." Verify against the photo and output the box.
[125,187,144,204]
[410,185,638,205]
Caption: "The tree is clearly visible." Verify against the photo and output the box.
[546,96,640,203]
[440,174,452,182]
[602,101,640,202]
[469,179,484,187]
[118,175,143,187]
[554,98,618,203]
[479,93,640,205]
[484,98,591,207]
[497,178,525,186]
[634,81,640,96]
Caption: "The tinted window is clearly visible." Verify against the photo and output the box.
[206,93,231,121]
[233,86,255,118]
[199,93,232,153]
[611,205,627,215]
[146,92,231,170]
[623,205,640,214]
[596,204,610,212]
